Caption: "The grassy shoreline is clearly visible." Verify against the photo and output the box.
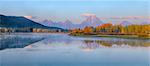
[69,33,150,39]
[1,32,149,39]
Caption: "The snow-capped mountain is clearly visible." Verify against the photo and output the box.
[140,22,150,25]
[41,19,76,29]
[120,21,132,26]
[41,15,103,29]
[80,15,103,28]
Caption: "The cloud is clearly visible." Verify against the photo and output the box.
[121,16,142,19]
[23,16,37,19]
[108,16,149,19]
[23,16,32,19]
[81,13,96,17]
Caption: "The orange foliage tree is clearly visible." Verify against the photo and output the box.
[96,23,113,33]
[83,26,94,34]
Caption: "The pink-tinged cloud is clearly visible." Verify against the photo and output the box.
[123,16,144,19]
[108,16,148,19]
[132,16,143,19]
[147,16,150,21]
[81,13,96,17]
[23,16,37,19]
[109,17,122,19]
[24,16,33,19]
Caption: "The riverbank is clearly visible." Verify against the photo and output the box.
[0,32,69,35]
[69,33,150,39]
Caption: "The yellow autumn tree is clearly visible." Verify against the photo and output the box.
[83,26,94,34]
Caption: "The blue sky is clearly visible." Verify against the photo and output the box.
[0,0,149,23]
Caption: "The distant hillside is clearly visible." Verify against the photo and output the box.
[0,14,63,30]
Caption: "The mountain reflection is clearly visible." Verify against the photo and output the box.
[0,36,44,50]
[82,39,150,49]
[0,34,149,51]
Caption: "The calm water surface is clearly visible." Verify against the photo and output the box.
[0,33,150,66]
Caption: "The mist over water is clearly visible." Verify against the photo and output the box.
[0,33,149,66]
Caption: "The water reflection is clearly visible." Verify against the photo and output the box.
[23,34,150,52]
[81,39,150,50]
[0,33,149,66]
[1,33,149,51]
[0,34,45,50]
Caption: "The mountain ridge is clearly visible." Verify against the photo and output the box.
[41,15,104,29]
[0,14,64,30]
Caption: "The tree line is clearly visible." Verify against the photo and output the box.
[70,23,150,37]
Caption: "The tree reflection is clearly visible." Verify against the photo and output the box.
[82,39,150,49]
[0,36,44,50]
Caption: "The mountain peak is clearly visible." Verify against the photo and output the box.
[141,22,150,25]
[0,14,5,16]
[64,19,72,24]
[0,15,63,30]
[42,19,53,23]
[120,21,132,26]
[81,15,103,28]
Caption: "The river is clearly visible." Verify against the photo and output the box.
[0,33,150,66]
